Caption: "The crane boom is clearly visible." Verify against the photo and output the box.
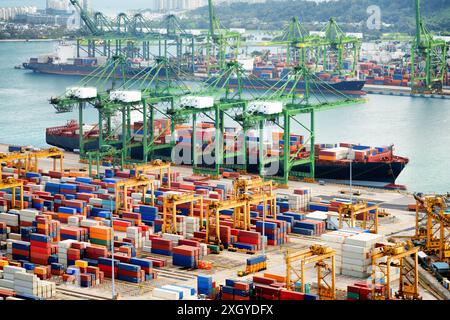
[415,0,420,45]
[208,0,216,37]
[69,0,98,35]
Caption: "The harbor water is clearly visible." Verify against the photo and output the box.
[0,41,449,193]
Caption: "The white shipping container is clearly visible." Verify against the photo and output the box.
[14,272,38,282]
[66,87,97,99]
[305,211,328,221]
[238,58,254,72]
[0,279,14,289]
[0,213,19,227]
[342,257,372,267]
[161,285,194,300]
[110,90,142,103]
[180,96,214,109]
[153,287,180,300]
[248,100,283,115]
[341,269,369,278]
[344,233,384,248]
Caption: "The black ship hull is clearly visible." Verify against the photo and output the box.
[24,62,365,94]
[207,76,366,95]
[47,134,405,183]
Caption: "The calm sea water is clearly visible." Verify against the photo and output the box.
[0,41,449,193]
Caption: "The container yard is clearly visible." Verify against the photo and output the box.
[0,145,448,303]
[0,0,449,311]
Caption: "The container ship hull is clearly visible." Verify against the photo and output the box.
[294,161,405,183]
[24,62,100,76]
[207,77,366,95]
[47,132,405,184]
[24,62,366,94]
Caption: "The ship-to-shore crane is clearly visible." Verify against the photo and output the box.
[410,0,448,94]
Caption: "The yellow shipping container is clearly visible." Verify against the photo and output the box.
[75,260,88,268]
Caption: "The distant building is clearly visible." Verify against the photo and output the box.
[0,6,37,21]
[149,0,207,12]
[46,0,92,15]
[47,0,70,12]
[8,0,92,28]
[16,13,71,26]
[218,0,267,4]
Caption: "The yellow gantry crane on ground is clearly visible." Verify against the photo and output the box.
[129,159,172,188]
[233,176,274,198]
[337,202,379,233]
[245,193,277,219]
[413,194,450,261]
[0,152,29,178]
[114,175,155,213]
[206,199,247,246]
[285,244,336,300]
[28,147,64,173]
[0,177,24,210]
[162,193,204,234]
[371,242,421,300]
[231,176,277,229]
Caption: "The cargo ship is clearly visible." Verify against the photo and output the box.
[205,76,366,95]
[23,44,366,95]
[45,120,408,186]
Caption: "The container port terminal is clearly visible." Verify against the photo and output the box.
[0,0,449,304]
[0,144,449,301]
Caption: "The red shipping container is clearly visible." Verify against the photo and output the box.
[178,239,200,247]
[12,249,30,257]
[172,245,196,256]
[234,282,249,291]
[30,240,51,249]
[30,246,52,255]
[279,289,304,300]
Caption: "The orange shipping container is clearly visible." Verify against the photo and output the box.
[318,155,336,161]
[263,272,286,283]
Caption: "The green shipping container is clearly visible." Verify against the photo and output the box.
[90,238,111,247]
[347,292,360,300]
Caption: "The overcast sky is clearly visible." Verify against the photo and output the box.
[0,0,155,14]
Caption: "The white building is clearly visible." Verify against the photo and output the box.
[149,0,207,11]
[47,0,92,14]
[0,6,37,21]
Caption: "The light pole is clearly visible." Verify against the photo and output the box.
[262,192,265,257]
[348,147,353,203]
[109,195,117,300]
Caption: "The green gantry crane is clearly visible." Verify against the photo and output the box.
[50,55,190,175]
[320,18,361,76]
[169,61,366,184]
[168,60,250,178]
[410,0,448,94]
[205,0,242,74]
[268,17,309,66]
[265,17,361,77]
[235,64,367,187]
[70,0,198,74]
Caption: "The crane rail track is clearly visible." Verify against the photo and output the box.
[56,288,111,300]
[403,258,445,300]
